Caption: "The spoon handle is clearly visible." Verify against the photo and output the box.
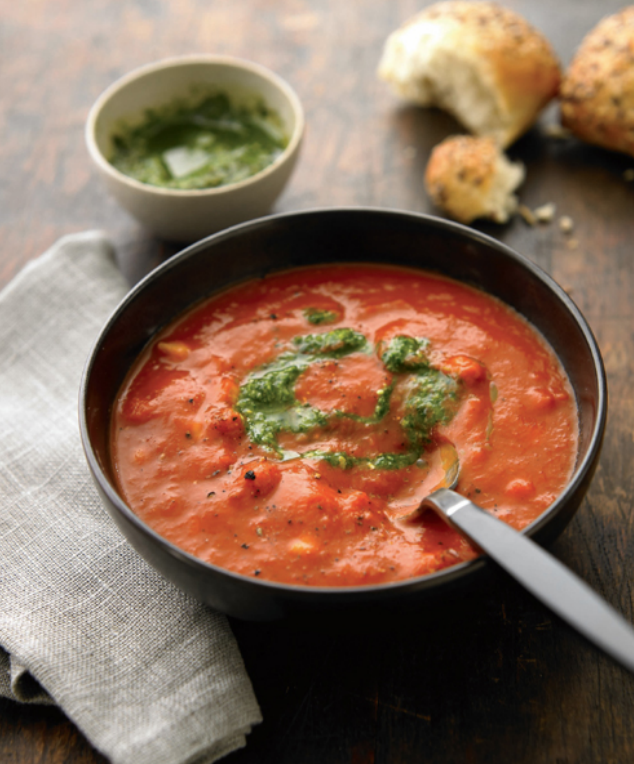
[424,487,634,674]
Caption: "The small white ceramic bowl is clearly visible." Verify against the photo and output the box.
[86,55,304,242]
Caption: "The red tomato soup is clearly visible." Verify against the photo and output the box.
[110,264,578,586]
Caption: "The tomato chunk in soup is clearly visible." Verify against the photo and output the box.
[110,264,579,586]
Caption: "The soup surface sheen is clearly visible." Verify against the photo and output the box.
[111,264,579,586]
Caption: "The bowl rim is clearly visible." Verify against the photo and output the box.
[84,54,305,198]
[80,207,608,602]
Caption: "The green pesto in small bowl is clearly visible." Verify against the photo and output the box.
[109,89,288,190]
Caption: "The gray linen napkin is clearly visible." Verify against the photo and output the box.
[0,231,262,764]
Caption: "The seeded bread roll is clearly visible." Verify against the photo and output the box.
[560,7,634,158]
[377,1,561,147]
[424,135,525,224]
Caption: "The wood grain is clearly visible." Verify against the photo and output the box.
[2,1,634,762]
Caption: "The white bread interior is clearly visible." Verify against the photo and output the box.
[379,19,504,138]
[485,151,525,223]
[378,2,561,148]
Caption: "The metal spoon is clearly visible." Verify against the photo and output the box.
[407,443,634,674]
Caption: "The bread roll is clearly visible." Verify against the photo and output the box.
[560,7,634,157]
[377,1,561,147]
[424,135,525,224]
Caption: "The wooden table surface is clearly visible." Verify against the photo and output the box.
[2,1,634,762]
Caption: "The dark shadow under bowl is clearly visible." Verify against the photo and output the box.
[80,208,607,621]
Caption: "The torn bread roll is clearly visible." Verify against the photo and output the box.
[424,135,525,224]
[560,7,634,158]
[378,1,561,147]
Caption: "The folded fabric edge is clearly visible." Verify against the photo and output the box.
[9,654,53,705]
[0,648,53,705]
[0,230,118,302]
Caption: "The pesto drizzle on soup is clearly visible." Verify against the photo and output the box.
[109,90,288,190]
[110,264,579,587]
[236,329,461,468]
[303,307,339,325]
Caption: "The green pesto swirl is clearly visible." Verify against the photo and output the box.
[109,91,287,190]
[235,326,460,469]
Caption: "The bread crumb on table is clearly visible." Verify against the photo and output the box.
[533,203,556,223]
[559,216,574,234]
[519,203,572,228]
[518,205,536,226]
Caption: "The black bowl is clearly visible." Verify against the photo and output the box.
[80,208,607,621]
